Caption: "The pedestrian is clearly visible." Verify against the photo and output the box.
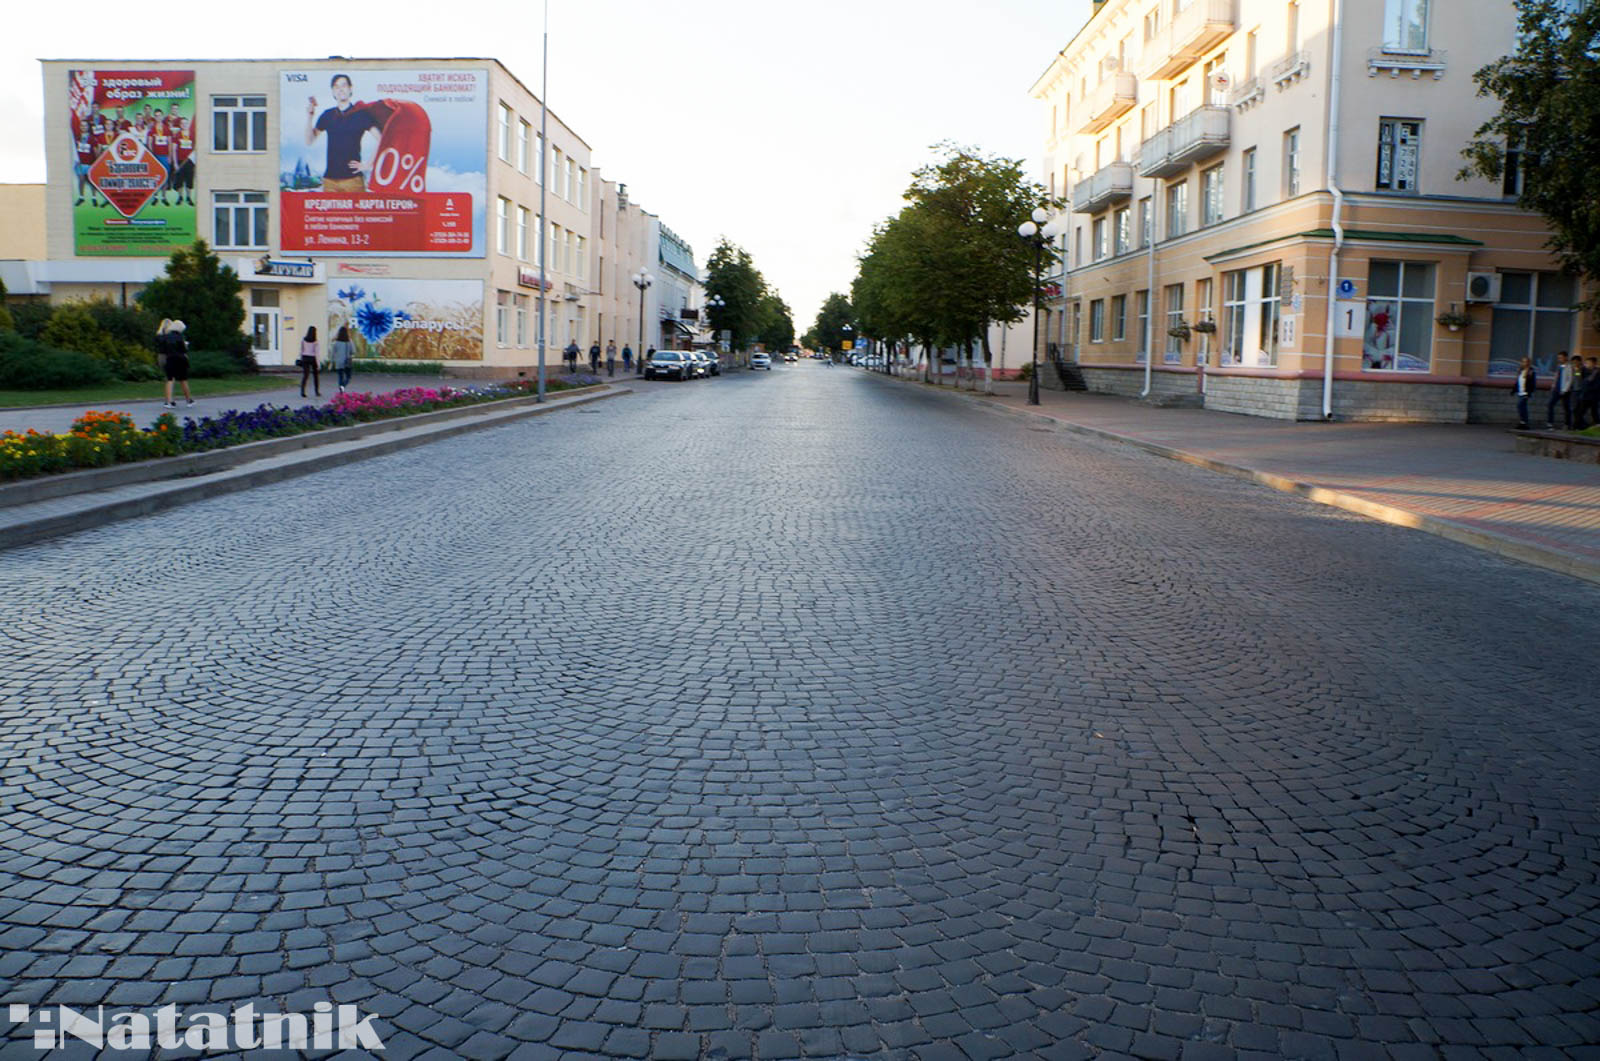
[1547,351,1574,430]
[588,341,601,374]
[1577,356,1600,430]
[156,318,195,408]
[330,324,355,393]
[622,344,633,374]
[605,339,617,377]
[1513,356,1536,429]
[298,326,322,398]
[563,339,579,374]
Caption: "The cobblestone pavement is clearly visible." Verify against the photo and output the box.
[3,362,1599,1060]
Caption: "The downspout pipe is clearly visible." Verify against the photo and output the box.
[1141,177,1157,397]
[1322,0,1345,420]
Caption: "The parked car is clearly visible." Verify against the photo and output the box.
[750,353,772,370]
[701,351,722,376]
[784,353,798,362]
[646,350,694,380]
[687,351,711,378]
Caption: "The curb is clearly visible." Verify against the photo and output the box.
[0,387,627,552]
[0,384,609,507]
[872,370,1600,587]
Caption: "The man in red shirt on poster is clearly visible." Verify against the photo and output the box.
[149,107,174,204]
[170,116,195,206]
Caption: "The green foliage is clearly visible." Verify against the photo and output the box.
[135,240,247,352]
[186,350,241,378]
[703,240,768,351]
[42,303,117,360]
[7,300,52,340]
[351,360,444,375]
[0,278,12,332]
[0,331,115,389]
[755,291,796,352]
[40,302,160,380]
[83,298,160,351]
[1461,0,1600,305]
[812,293,855,353]
[1016,361,1035,381]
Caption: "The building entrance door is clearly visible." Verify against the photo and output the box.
[251,289,281,365]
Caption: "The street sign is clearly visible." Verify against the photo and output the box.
[842,340,854,351]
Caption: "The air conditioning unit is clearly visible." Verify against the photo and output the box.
[1465,271,1501,303]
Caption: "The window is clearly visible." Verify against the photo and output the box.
[1074,227,1083,267]
[496,290,512,346]
[534,218,545,267]
[565,158,577,203]
[1136,289,1150,362]
[535,133,545,185]
[1201,164,1224,226]
[1502,134,1527,197]
[1111,294,1127,341]
[1144,6,1161,41]
[1242,148,1257,212]
[1092,217,1108,261]
[577,166,589,208]
[1204,54,1229,107]
[515,294,529,347]
[497,197,512,255]
[552,147,565,197]
[1166,180,1188,238]
[1164,284,1185,363]
[1489,272,1576,376]
[1382,0,1430,54]
[1114,207,1130,255]
[1090,299,1106,342]
[517,206,530,260]
[1284,128,1301,197]
[549,222,561,272]
[1195,277,1214,362]
[212,96,267,153]
[212,191,268,249]
[564,228,575,275]
[1363,260,1434,371]
[1287,1,1301,52]
[576,235,587,281]
[1259,261,1282,365]
[518,120,531,173]
[498,103,513,161]
[1376,118,1421,193]
[1139,197,1153,248]
[1222,270,1247,365]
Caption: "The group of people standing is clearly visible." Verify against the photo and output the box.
[294,326,356,398]
[562,340,647,377]
[1515,351,1600,430]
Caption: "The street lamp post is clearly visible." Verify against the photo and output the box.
[842,324,852,366]
[632,271,654,375]
[1018,208,1063,406]
[705,293,726,367]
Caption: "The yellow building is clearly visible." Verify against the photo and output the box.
[1032,0,1585,421]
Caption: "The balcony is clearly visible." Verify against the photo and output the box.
[1368,45,1447,79]
[1148,0,1236,81]
[1228,75,1264,111]
[1078,71,1138,134]
[1136,106,1230,179]
[1072,162,1134,214]
[1270,50,1311,88]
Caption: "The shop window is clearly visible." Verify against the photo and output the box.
[1164,283,1185,363]
[1364,260,1435,371]
[1488,272,1576,376]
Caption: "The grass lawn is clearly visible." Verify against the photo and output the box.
[0,375,298,409]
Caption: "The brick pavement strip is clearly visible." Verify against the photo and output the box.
[2,363,1599,1059]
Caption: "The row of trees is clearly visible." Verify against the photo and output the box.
[822,143,1057,380]
[702,239,795,353]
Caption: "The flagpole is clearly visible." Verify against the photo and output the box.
[535,0,549,402]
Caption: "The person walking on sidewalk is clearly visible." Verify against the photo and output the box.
[563,339,579,374]
[330,325,355,393]
[298,326,322,399]
[622,344,633,375]
[1576,356,1600,430]
[605,340,617,377]
[156,318,195,409]
[588,341,601,375]
[1547,351,1575,430]
[1513,356,1536,430]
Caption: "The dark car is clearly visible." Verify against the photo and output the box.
[646,350,693,380]
[701,351,722,376]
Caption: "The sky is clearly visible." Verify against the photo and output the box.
[0,0,1093,331]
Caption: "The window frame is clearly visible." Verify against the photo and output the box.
[497,102,513,162]
[211,95,268,154]
[1382,0,1431,55]
[1284,127,1301,198]
[1242,147,1257,212]
[1201,164,1225,227]
[211,190,269,250]
[497,196,512,256]
[1376,117,1422,194]
[1166,180,1188,239]
[1111,294,1127,341]
[1363,260,1436,372]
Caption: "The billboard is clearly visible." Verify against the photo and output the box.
[279,68,487,257]
[328,279,484,360]
[69,70,197,256]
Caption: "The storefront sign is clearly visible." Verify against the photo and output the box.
[516,267,551,290]
[279,68,487,257]
[245,257,323,282]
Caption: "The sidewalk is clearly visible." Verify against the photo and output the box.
[876,371,1600,584]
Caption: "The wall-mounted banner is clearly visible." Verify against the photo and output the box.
[279,68,487,256]
[328,279,483,360]
[69,70,197,256]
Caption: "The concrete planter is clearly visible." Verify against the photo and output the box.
[1513,430,1600,464]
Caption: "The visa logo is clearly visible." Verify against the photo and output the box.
[285,73,309,82]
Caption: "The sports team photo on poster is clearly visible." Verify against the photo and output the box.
[278,68,487,257]
[68,70,197,256]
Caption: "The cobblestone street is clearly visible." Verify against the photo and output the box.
[3,363,1598,1060]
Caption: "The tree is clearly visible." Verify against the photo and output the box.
[755,291,795,351]
[1462,0,1600,304]
[136,240,247,354]
[703,239,766,350]
[0,278,13,332]
[812,293,854,354]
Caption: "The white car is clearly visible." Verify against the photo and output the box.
[750,353,772,370]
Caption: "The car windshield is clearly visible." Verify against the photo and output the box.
[655,352,681,361]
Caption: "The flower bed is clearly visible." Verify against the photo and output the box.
[1,377,603,482]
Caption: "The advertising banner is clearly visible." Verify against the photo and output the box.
[69,70,197,256]
[328,279,483,360]
[280,69,487,257]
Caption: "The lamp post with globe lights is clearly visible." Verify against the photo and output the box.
[1017,207,1064,406]
[705,293,727,367]
[632,270,654,374]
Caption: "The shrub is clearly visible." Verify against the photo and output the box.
[41,303,118,361]
[186,349,240,378]
[7,300,53,341]
[351,360,443,375]
[0,331,114,389]
[83,299,160,351]
[135,240,247,353]
[1016,362,1035,382]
